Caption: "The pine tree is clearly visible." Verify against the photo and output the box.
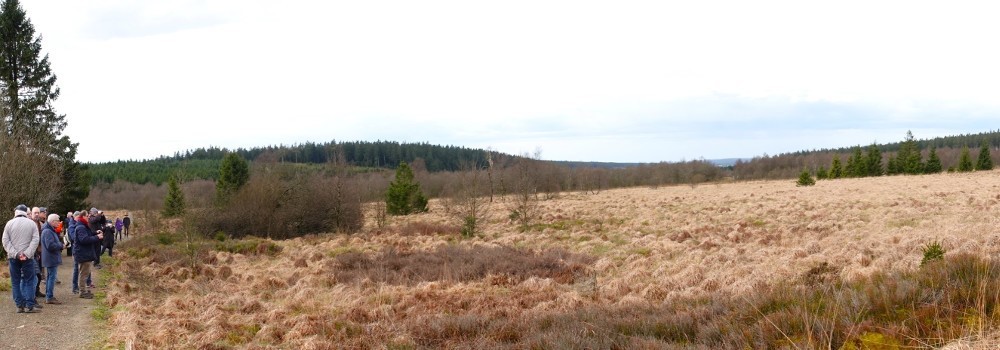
[830,155,843,179]
[816,166,828,180]
[796,169,815,186]
[864,143,883,177]
[958,145,974,172]
[0,0,88,213]
[977,139,993,171]
[894,130,923,175]
[216,153,250,205]
[886,155,899,175]
[385,162,428,215]
[163,175,186,217]
[924,146,942,173]
[845,147,863,178]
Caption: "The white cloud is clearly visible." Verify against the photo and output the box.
[16,0,1000,162]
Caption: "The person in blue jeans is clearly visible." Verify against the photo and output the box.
[40,214,64,304]
[2,205,41,313]
[68,211,91,294]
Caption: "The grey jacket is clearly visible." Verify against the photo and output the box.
[3,213,40,259]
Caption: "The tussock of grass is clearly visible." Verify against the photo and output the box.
[332,245,595,285]
[213,238,282,256]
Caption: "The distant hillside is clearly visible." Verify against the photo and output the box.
[89,141,507,185]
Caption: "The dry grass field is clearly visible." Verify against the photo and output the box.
[101,170,1000,349]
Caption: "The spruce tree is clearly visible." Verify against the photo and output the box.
[385,162,428,215]
[816,166,828,180]
[830,155,843,179]
[886,155,899,175]
[163,175,186,217]
[958,145,974,172]
[864,143,883,177]
[0,0,88,212]
[796,169,815,186]
[977,139,993,171]
[216,153,250,205]
[925,146,942,173]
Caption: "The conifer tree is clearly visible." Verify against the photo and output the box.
[864,143,883,177]
[385,162,429,215]
[846,147,863,177]
[830,155,843,179]
[216,153,250,205]
[816,166,828,180]
[0,0,88,213]
[977,139,993,171]
[925,146,942,173]
[796,169,815,186]
[163,175,186,217]
[958,145,974,172]
[886,155,899,175]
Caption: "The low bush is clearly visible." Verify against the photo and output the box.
[192,170,363,239]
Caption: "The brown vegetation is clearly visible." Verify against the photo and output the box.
[99,169,1000,348]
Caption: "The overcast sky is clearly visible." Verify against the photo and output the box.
[20,0,1000,163]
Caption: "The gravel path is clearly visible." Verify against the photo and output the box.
[0,262,100,349]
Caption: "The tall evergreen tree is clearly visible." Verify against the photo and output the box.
[977,139,993,171]
[886,155,899,175]
[385,162,428,215]
[0,0,87,213]
[163,175,186,217]
[216,153,250,205]
[864,143,883,177]
[925,145,942,173]
[958,145,974,172]
[830,155,843,179]
[901,131,923,174]
[846,147,864,177]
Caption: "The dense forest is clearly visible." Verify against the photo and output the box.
[89,141,503,185]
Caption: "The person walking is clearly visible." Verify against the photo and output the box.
[73,212,102,299]
[3,205,41,313]
[40,214,64,304]
[114,217,123,241]
[122,213,130,239]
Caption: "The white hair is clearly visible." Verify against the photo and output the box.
[47,213,60,224]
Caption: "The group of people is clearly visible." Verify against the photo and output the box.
[2,205,131,313]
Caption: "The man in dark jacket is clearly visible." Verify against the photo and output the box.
[73,212,102,299]
[122,213,131,239]
[40,214,64,304]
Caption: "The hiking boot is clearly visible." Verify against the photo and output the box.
[16,307,24,313]
[24,307,38,313]
[80,292,93,299]
[45,298,63,305]
[33,303,43,309]
[35,291,45,298]
[72,289,79,294]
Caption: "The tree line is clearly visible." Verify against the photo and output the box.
[88,141,504,185]
[738,130,995,181]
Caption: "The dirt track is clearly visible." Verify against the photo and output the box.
[0,261,99,349]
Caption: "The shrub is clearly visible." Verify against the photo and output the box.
[921,241,945,266]
[193,168,363,239]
